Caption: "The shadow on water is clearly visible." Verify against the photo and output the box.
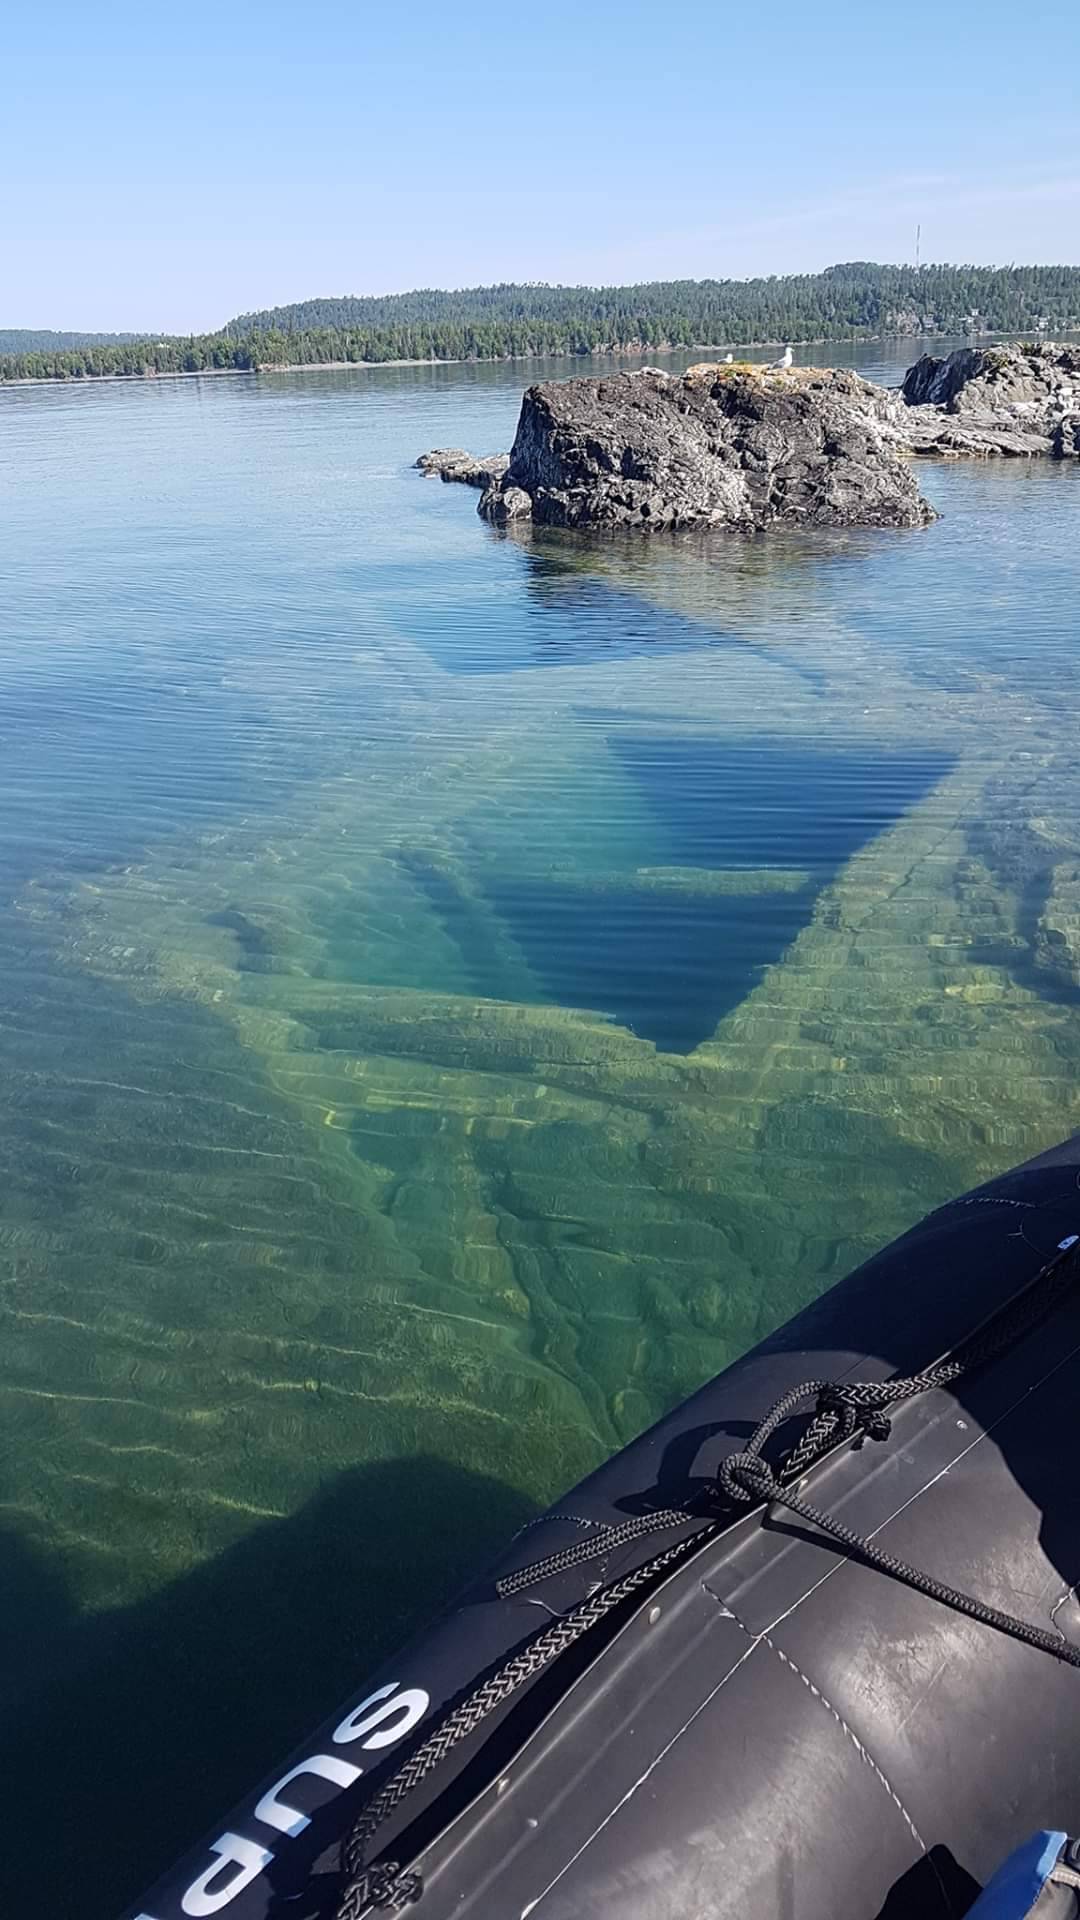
[408,570,757,677]
[518,532,831,689]
[403,530,844,687]
[0,1457,536,1920]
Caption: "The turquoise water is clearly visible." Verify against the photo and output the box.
[2,341,1080,1915]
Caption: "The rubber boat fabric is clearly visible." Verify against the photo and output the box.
[126,1134,1080,1920]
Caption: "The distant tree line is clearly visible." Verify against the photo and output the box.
[1,337,260,380]
[4,264,1080,382]
[0,328,146,354]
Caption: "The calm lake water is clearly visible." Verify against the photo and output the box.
[2,339,1079,1913]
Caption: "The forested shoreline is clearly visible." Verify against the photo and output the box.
[4,263,1080,383]
[0,328,146,355]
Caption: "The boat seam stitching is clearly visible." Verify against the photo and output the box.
[703,1585,927,1856]
[761,1634,928,1855]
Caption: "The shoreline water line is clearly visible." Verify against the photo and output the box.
[5,329,1080,388]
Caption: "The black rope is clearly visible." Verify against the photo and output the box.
[725,1228,1080,1499]
[335,1527,711,1916]
[716,1232,1080,1669]
[501,1231,1080,1604]
[719,1454,1080,1670]
[334,1231,1080,1915]
[494,1507,694,1597]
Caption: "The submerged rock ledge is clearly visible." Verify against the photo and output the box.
[419,363,934,533]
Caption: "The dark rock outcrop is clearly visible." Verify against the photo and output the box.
[415,448,510,488]
[900,342,1080,458]
[471,364,933,532]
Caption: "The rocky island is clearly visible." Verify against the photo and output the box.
[417,341,1080,537]
[419,363,934,533]
[899,341,1080,458]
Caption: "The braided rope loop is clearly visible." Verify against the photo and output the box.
[333,1232,1080,1916]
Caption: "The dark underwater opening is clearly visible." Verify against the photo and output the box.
[310,733,953,1058]
[608,735,952,871]
[483,735,953,1052]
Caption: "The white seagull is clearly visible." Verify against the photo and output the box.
[723,351,734,363]
[772,345,794,371]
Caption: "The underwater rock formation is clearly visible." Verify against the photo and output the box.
[418,364,934,533]
[900,342,1080,458]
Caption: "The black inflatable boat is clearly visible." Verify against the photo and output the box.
[127,1136,1080,1920]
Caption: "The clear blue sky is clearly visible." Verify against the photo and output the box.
[4,0,1079,333]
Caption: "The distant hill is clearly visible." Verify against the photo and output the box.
[221,265,1080,344]
[0,328,149,353]
[3,265,1080,381]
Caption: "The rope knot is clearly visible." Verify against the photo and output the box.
[815,1384,855,1423]
[859,1409,893,1444]
[340,1863,423,1915]
[813,1385,891,1447]
[718,1451,777,1505]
